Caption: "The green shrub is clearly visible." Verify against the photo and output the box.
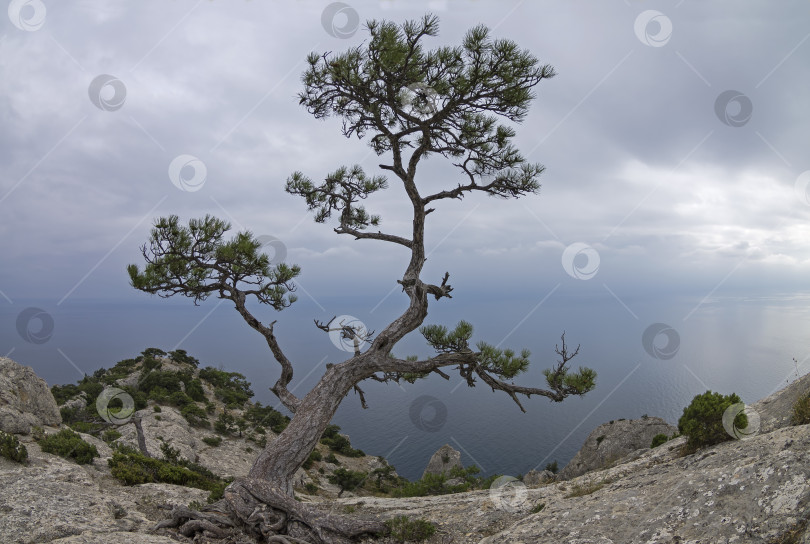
[60,405,90,424]
[168,391,193,407]
[678,391,746,452]
[319,424,364,457]
[202,436,222,447]
[102,429,122,443]
[303,482,319,494]
[199,367,253,407]
[153,405,162,413]
[544,460,559,474]
[792,393,810,426]
[392,466,487,498]
[139,370,187,396]
[650,433,669,448]
[393,473,449,497]
[180,403,209,428]
[108,445,229,503]
[321,424,341,440]
[327,468,367,497]
[185,379,206,402]
[69,420,102,435]
[31,426,45,441]
[140,347,167,360]
[370,464,405,492]
[530,502,545,514]
[148,386,170,403]
[168,349,199,367]
[141,357,161,372]
[244,402,289,433]
[160,440,182,463]
[102,359,139,384]
[215,387,251,408]
[0,431,28,463]
[247,433,267,448]
[123,386,148,410]
[384,516,436,542]
[302,449,322,469]
[324,452,339,465]
[214,412,237,435]
[51,383,81,405]
[39,429,99,464]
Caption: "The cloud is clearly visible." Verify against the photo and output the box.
[0,1,808,302]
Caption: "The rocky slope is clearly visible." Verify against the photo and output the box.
[0,356,61,434]
[1,355,809,543]
[557,415,677,481]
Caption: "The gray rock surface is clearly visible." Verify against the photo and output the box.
[347,424,810,543]
[522,469,554,487]
[558,416,676,480]
[0,357,61,434]
[3,358,809,543]
[749,371,810,433]
[60,391,88,412]
[0,439,208,544]
[422,443,462,479]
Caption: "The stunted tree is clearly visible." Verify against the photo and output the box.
[128,14,596,543]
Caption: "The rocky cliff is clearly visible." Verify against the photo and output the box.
[1,354,809,543]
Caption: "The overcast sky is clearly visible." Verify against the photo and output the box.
[2,0,810,334]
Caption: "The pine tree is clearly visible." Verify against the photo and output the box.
[129,14,596,542]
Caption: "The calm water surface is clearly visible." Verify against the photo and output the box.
[3,291,809,481]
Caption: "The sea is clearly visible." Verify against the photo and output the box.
[3,290,809,481]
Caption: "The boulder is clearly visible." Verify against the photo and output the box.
[60,391,88,412]
[522,469,554,487]
[422,443,462,479]
[558,416,676,480]
[0,357,61,434]
[749,370,810,433]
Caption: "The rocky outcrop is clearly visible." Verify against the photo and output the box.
[422,443,462,479]
[3,356,810,543]
[0,438,208,544]
[0,357,61,434]
[749,371,810,433]
[522,469,554,487]
[558,416,676,480]
[60,392,88,413]
[346,424,810,543]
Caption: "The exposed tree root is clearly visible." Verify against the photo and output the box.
[153,477,387,544]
